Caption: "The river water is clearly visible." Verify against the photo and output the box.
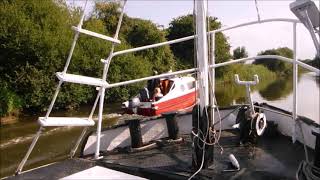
[0,72,319,178]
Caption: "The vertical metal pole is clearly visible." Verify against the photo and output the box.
[70,127,88,158]
[71,82,101,158]
[210,33,215,125]
[292,22,298,143]
[89,91,101,119]
[45,81,63,118]
[246,85,255,115]
[16,127,43,174]
[196,0,209,113]
[92,0,126,160]
[192,0,213,170]
[62,0,87,74]
[94,88,105,159]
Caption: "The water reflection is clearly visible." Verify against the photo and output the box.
[216,73,318,107]
[258,76,293,101]
[215,75,279,106]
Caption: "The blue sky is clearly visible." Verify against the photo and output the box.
[68,0,319,60]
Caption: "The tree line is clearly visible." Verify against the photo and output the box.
[0,0,316,117]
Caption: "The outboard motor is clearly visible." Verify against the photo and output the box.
[139,87,150,102]
[234,74,267,144]
[128,97,140,114]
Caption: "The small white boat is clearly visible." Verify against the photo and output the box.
[122,76,196,116]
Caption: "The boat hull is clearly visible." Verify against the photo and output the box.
[137,91,196,116]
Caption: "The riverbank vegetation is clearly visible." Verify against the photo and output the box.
[0,0,310,118]
[0,0,174,117]
[305,56,320,70]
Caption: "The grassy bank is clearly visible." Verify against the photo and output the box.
[216,63,277,83]
[215,64,277,106]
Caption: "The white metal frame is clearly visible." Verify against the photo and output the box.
[234,74,259,114]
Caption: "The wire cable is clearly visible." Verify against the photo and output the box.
[254,0,261,22]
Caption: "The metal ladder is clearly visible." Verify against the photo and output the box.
[15,0,127,174]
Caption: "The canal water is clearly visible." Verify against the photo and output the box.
[0,72,319,178]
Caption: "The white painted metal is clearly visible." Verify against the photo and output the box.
[234,74,259,85]
[111,19,300,58]
[209,55,320,75]
[61,166,147,180]
[302,10,320,56]
[95,88,105,159]
[210,18,299,34]
[196,0,209,112]
[111,35,195,58]
[38,117,94,127]
[72,26,121,44]
[290,0,319,55]
[292,23,298,143]
[102,55,320,91]
[62,33,80,73]
[93,0,127,159]
[290,0,320,29]
[106,68,197,89]
[56,72,108,87]
[15,1,90,174]
[45,81,63,118]
[70,127,88,158]
[62,0,87,73]
[89,91,101,119]
[70,89,101,158]
[210,33,215,125]
[234,74,259,114]
[16,127,43,174]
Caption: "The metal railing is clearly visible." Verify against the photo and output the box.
[102,18,319,146]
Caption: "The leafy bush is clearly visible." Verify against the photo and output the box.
[254,47,293,75]
[0,0,176,115]
[166,14,231,68]
[0,82,22,117]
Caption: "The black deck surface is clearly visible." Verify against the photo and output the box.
[6,130,314,180]
[98,130,314,180]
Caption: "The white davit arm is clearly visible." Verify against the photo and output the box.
[234,74,259,86]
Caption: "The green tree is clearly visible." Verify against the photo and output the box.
[306,56,320,69]
[92,2,175,73]
[233,46,248,59]
[166,14,231,69]
[0,0,177,116]
[254,47,293,74]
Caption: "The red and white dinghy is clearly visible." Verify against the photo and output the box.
[122,76,196,116]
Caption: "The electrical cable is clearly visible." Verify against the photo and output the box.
[189,108,209,180]
[296,161,320,180]
[254,0,261,22]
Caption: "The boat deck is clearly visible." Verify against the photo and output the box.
[7,129,314,180]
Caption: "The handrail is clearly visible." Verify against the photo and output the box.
[105,68,197,89]
[209,55,320,75]
[210,18,300,34]
[111,18,300,58]
[104,55,319,89]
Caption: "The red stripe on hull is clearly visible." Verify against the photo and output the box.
[137,91,196,116]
